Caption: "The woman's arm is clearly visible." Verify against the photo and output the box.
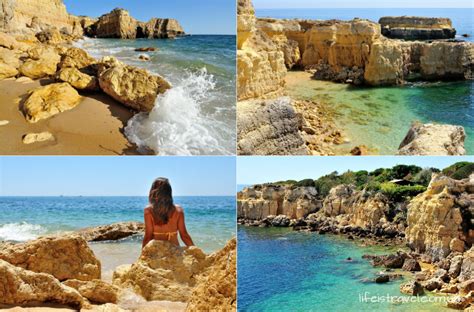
[142,209,154,248]
[178,209,194,247]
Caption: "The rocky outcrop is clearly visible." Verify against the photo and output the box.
[0,0,73,35]
[0,259,86,308]
[186,238,237,311]
[58,46,97,70]
[398,122,466,156]
[112,240,210,302]
[22,131,55,144]
[237,0,286,100]
[19,44,60,79]
[405,173,473,261]
[94,8,138,39]
[57,67,99,91]
[98,56,171,112]
[63,279,119,304]
[237,97,309,155]
[379,16,456,40]
[78,222,144,242]
[92,8,185,39]
[22,82,82,122]
[237,183,320,220]
[319,185,391,229]
[0,235,101,281]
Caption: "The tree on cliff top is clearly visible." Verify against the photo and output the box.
[442,162,474,180]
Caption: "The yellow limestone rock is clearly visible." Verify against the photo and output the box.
[22,131,54,144]
[23,82,82,122]
[63,279,120,304]
[57,67,99,91]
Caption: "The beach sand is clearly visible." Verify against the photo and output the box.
[0,78,139,155]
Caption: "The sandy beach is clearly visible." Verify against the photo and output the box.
[0,78,138,155]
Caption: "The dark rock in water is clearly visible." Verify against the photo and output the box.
[269,215,291,227]
[400,280,424,296]
[347,235,354,240]
[379,16,456,40]
[462,34,470,37]
[423,277,444,291]
[402,259,422,272]
[346,257,352,261]
[78,222,144,241]
[375,274,390,283]
[135,47,157,52]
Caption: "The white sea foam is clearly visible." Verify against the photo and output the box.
[125,68,230,155]
[0,222,47,242]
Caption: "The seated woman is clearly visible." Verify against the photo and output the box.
[142,177,194,248]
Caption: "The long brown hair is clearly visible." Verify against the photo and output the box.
[149,178,175,224]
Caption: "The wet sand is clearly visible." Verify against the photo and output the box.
[0,78,139,155]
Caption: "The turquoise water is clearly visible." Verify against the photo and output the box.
[0,196,236,253]
[256,8,473,41]
[287,77,474,155]
[238,227,450,312]
[76,35,236,156]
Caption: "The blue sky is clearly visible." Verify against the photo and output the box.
[237,156,473,184]
[63,0,235,35]
[253,0,472,8]
[0,157,236,196]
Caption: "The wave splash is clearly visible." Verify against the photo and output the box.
[0,222,47,242]
[125,68,229,155]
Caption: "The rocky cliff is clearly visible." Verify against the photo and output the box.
[237,0,286,100]
[237,183,320,220]
[405,173,473,261]
[0,0,74,34]
[379,16,456,40]
[250,15,473,86]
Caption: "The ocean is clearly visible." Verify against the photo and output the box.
[238,227,447,312]
[257,8,473,155]
[0,196,236,280]
[75,35,236,156]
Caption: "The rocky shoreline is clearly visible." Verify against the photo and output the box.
[0,222,236,311]
[237,166,473,310]
[0,1,187,154]
[237,0,472,156]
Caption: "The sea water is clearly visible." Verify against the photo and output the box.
[0,196,236,278]
[238,227,448,312]
[75,35,236,156]
[256,8,473,155]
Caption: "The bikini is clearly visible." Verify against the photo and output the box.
[149,209,178,242]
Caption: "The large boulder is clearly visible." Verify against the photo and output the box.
[22,82,82,122]
[0,62,18,79]
[112,240,210,302]
[63,279,119,304]
[186,238,236,312]
[0,259,86,308]
[35,27,64,44]
[460,248,474,282]
[19,45,60,79]
[398,122,466,156]
[0,47,22,69]
[78,222,144,242]
[0,235,101,281]
[98,57,171,112]
[58,47,97,70]
[57,67,99,91]
[237,97,309,155]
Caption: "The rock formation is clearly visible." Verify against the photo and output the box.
[63,279,120,304]
[237,97,309,155]
[92,8,185,39]
[237,0,286,100]
[98,56,171,112]
[398,122,466,156]
[78,222,144,242]
[0,259,86,308]
[379,16,456,40]
[237,183,320,220]
[22,82,82,122]
[19,44,61,79]
[405,173,473,261]
[112,240,210,302]
[0,235,101,281]
[186,238,237,311]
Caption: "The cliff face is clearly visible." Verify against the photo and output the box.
[0,0,73,34]
[252,15,473,86]
[319,185,391,229]
[141,18,185,39]
[94,8,137,39]
[405,174,473,261]
[237,0,286,100]
[237,183,320,220]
